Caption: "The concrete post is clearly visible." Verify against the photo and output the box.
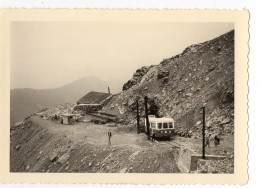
[144,96,150,140]
[136,100,140,134]
[202,106,205,159]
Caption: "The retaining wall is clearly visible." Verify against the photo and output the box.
[172,145,229,173]
[190,154,229,171]
[74,104,102,113]
[172,145,193,173]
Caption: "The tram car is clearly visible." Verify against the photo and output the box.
[144,115,175,138]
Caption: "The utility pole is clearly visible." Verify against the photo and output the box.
[108,86,111,94]
[136,100,140,134]
[202,106,206,159]
[144,96,150,140]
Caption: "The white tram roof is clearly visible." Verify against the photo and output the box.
[148,117,174,122]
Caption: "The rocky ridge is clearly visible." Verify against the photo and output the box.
[122,66,154,91]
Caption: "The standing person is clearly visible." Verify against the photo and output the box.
[152,133,155,142]
[108,131,112,146]
[214,135,220,147]
[205,134,211,147]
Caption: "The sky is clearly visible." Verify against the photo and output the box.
[11,22,234,89]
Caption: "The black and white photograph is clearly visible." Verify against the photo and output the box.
[9,21,236,174]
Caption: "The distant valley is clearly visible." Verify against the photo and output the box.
[10,76,124,125]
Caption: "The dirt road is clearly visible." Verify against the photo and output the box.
[10,115,233,173]
[10,116,181,173]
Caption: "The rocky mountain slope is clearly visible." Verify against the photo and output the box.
[11,76,124,125]
[103,30,234,138]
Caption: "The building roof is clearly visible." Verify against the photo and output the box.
[77,91,112,104]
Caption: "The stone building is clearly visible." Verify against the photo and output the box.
[74,91,112,113]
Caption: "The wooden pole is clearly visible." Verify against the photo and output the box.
[144,96,150,140]
[136,100,140,134]
[202,106,205,159]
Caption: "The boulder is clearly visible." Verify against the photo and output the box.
[57,153,70,164]
[196,121,201,125]
[15,145,21,150]
[177,88,184,92]
[14,122,23,127]
[220,118,231,125]
[206,120,213,127]
[186,93,193,97]
[157,69,169,79]
[208,65,216,72]
[49,152,59,162]
[162,77,169,83]
[26,165,30,170]
[119,167,127,173]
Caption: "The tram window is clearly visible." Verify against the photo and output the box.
[150,123,156,128]
[158,123,162,129]
[169,122,173,128]
[163,123,168,128]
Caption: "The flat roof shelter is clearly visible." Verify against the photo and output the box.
[61,114,75,125]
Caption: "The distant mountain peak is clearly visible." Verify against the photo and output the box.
[11,75,124,125]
